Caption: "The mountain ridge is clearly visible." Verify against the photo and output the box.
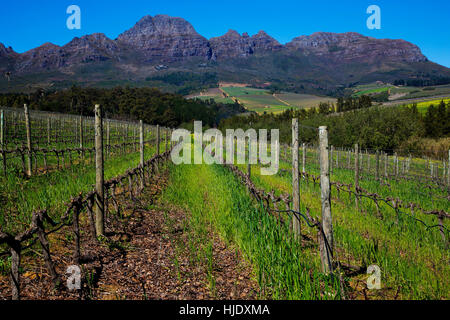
[1,14,449,94]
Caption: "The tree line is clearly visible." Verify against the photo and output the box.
[0,86,245,128]
[297,96,373,116]
[393,77,450,87]
[219,100,450,156]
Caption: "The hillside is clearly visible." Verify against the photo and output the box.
[1,15,450,95]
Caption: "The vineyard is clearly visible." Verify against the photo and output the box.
[0,105,173,299]
[0,106,449,300]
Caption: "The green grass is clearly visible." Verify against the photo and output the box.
[221,87,267,97]
[160,142,448,299]
[0,143,159,234]
[191,87,337,114]
[237,95,288,113]
[240,148,449,299]
[351,82,450,101]
[354,87,390,97]
[274,93,336,109]
[160,144,341,299]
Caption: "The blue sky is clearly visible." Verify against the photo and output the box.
[1,0,449,67]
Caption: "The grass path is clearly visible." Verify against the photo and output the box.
[162,161,342,299]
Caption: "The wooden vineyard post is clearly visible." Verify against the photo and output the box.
[319,126,333,274]
[359,150,363,173]
[122,123,126,154]
[336,148,339,169]
[430,161,433,180]
[408,154,412,174]
[79,115,84,159]
[384,152,388,177]
[375,150,380,181]
[395,152,399,177]
[156,124,160,155]
[54,118,58,144]
[24,104,32,177]
[94,105,104,237]
[140,120,145,166]
[140,120,145,189]
[292,118,301,240]
[1,109,6,176]
[247,136,251,178]
[133,125,137,152]
[106,120,110,159]
[47,117,50,146]
[10,242,21,300]
[75,117,78,144]
[443,162,446,186]
[354,143,359,210]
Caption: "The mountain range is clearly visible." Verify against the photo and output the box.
[1,14,450,95]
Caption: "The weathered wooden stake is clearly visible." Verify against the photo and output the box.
[94,105,104,237]
[247,136,251,177]
[292,119,301,239]
[106,120,110,159]
[319,126,333,274]
[140,120,145,166]
[408,154,412,173]
[156,124,160,155]
[140,120,145,188]
[10,242,21,300]
[384,152,388,177]
[430,162,434,179]
[47,117,50,145]
[79,115,84,159]
[375,150,380,181]
[336,148,339,169]
[24,104,32,177]
[395,152,399,176]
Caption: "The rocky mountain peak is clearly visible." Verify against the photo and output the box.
[116,14,210,61]
[0,43,17,58]
[221,30,242,38]
[64,33,119,55]
[209,30,253,59]
[250,31,282,51]
[286,31,427,63]
[118,14,200,40]
[1,14,443,87]
[209,29,282,59]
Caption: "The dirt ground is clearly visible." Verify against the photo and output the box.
[0,169,259,300]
